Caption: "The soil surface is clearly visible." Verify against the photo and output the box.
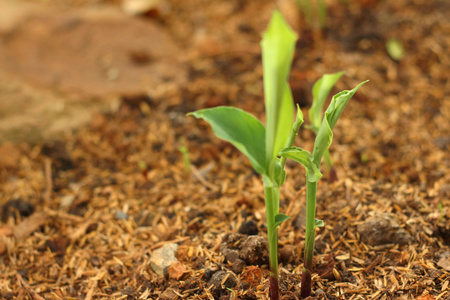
[0,0,449,299]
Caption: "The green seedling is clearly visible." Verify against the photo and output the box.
[280,80,368,297]
[386,38,405,61]
[189,11,298,299]
[295,0,327,29]
[307,72,344,177]
[178,146,190,173]
[178,138,191,173]
[361,153,369,164]
[188,10,367,299]
[138,161,149,178]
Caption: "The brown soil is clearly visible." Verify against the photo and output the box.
[0,0,449,299]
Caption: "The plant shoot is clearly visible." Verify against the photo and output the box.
[189,10,367,299]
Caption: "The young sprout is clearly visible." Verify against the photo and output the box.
[178,138,191,173]
[295,0,327,30]
[189,11,298,300]
[386,38,405,61]
[279,81,368,298]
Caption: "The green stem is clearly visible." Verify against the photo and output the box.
[264,182,280,300]
[304,179,317,269]
[301,178,317,298]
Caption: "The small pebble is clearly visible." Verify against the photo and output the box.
[115,211,128,220]
[150,243,178,277]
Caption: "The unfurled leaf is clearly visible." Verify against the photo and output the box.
[272,213,291,231]
[314,218,324,228]
[278,147,322,182]
[309,72,344,132]
[188,107,267,175]
[261,11,297,165]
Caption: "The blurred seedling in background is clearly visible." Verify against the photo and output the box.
[189,10,367,300]
[295,0,327,29]
[386,38,405,61]
[138,161,149,178]
[295,0,327,42]
[178,139,191,173]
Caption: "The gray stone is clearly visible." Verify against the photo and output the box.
[150,243,178,277]
[115,211,128,220]
[357,212,414,246]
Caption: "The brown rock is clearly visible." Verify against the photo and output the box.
[0,3,185,143]
[357,212,414,246]
[0,7,185,97]
[239,235,269,265]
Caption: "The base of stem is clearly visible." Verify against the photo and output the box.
[269,274,279,300]
[300,269,312,298]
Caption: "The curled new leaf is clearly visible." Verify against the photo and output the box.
[312,81,368,166]
[272,213,291,232]
[324,81,368,130]
[188,107,267,175]
[308,72,344,133]
[295,103,304,126]
[278,147,322,182]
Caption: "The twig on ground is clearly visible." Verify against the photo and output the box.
[16,273,45,300]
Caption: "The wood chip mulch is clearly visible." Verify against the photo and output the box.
[1,0,449,299]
